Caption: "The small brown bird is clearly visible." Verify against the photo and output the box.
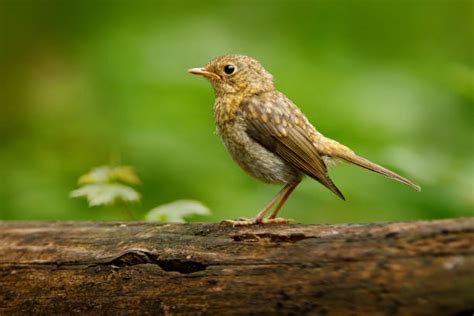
[189,55,420,225]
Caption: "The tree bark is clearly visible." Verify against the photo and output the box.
[0,218,473,315]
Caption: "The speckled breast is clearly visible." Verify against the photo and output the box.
[216,117,301,185]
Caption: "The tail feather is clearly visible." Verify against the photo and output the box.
[336,152,421,191]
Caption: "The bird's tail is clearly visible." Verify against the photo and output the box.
[335,152,421,191]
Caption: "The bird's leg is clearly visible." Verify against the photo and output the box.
[254,183,296,223]
[222,182,297,226]
[268,181,300,220]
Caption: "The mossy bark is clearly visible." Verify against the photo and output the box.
[0,219,473,315]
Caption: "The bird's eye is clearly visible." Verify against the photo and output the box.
[223,64,235,75]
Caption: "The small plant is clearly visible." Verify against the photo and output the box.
[70,165,141,206]
[70,164,211,222]
[145,199,211,223]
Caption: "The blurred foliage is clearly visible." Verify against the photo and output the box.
[70,183,140,207]
[70,165,141,207]
[145,199,211,223]
[69,165,210,222]
[0,0,473,222]
[78,165,142,186]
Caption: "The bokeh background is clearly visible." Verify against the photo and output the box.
[1,0,473,222]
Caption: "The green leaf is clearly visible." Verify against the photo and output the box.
[78,166,110,184]
[109,166,142,185]
[145,200,211,223]
[78,165,141,185]
[70,183,141,207]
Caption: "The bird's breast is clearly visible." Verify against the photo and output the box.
[215,116,301,185]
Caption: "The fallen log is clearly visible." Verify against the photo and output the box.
[0,218,473,315]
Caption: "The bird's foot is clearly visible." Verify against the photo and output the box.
[263,217,292,225]
[221,218,256,227]
[221,217,292,227]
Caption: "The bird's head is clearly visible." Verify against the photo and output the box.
[188,55,274,96]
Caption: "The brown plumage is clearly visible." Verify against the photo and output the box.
[189,55,420,225]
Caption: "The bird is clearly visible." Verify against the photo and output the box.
[188,54,420,226]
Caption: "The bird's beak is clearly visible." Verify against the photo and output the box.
[188,67,220,80]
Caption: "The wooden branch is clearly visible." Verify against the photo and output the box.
[0,218,473,315]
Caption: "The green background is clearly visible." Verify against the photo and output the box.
[1,0,473,222]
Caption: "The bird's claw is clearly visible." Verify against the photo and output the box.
[265,217,293,224]
[221,218,256,227]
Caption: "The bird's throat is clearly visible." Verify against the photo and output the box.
[213,94,245,125]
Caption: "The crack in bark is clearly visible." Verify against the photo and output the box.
[1,253,473,271]
[105,250,208,274]
[453,308,474,316]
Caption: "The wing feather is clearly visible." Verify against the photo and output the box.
[243,94,345,200]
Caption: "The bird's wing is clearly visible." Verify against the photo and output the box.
[242,93,345,200]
